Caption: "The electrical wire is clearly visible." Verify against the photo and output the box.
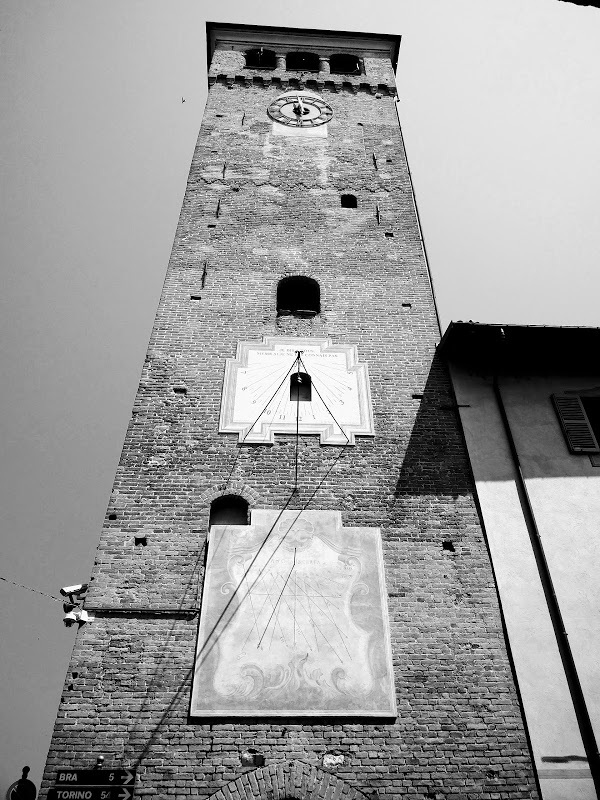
[298,353,350,444]
[293,351,301,490]
[220,353,301,495]
[0,574,62,602]
[221,350,353,495]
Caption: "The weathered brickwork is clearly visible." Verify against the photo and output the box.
[41,27,538,800]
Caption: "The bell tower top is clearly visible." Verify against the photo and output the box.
[206,22,400,89]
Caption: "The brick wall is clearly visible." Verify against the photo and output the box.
[41,34,538,800]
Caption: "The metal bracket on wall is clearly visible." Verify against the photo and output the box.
[85,607,199,618]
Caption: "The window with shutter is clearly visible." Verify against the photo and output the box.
[552,394,600,453]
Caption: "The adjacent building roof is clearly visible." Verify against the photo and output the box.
[439,321,600,374]
[558,0,600,7]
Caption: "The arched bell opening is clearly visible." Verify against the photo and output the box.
[277,276,320,317]
[286,51,320,72]
[329,53,361,75]
[245,48,277,70]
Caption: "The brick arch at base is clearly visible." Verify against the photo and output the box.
[198,481,261,508]
[208,760,370,800]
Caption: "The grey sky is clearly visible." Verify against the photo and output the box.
[1,0,599,790]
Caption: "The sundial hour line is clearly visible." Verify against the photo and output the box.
[237,354,301,444]
[298,355,351,443]
[302,357,348,369]
[257,548,297,649]
[300,358,348,373]
[240,569,287,651]
[295,575,352,658]
[292,573,352,658]
[242,572,260,638]
[247,353,299,374]
[263,386,288,426]
[251,382,289,431]
[269,567,346,658]
[303,364,353,392]
[294,573,345,606]
[241,361,290,377]
[251,367,289,382]
[268,591,289,651]
[287,584,344,663]
[246,377,287,403]
[307,366,354,391]
[273,581,313,651]
[276,586,313,651]
[201,509,316,661]
[259,587,288,651]
[293,558,297,648]
[244,562,346,656]
[241,357,299,400]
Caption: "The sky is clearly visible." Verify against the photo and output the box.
[1,0,600,791]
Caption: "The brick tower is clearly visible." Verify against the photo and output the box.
[41,23,539,800]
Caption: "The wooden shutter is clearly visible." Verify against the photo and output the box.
[552,394,600,453]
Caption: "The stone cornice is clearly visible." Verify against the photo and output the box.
[208,74,396,95]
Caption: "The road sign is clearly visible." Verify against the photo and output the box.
[55,772,134,787]
[48,789,132,800]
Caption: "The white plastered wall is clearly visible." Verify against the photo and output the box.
[449,365,597,800]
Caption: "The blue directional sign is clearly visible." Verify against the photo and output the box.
[48,789,132,800]
[50,770,135,800]
[55,771,134,787]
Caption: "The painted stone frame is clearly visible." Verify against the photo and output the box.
[191,510,397,717]
[219,337,375,445]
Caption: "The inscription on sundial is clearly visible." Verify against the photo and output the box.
[191,510,397,717]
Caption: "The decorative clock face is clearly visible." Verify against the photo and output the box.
[267,90,333,128]
[219,337,374,445]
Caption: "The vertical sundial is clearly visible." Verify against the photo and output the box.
[219,337,375,445]
[191,510,397,717]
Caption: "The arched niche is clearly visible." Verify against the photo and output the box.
[245,47,277,70]
[209,495,249,527]
[286,51,320,72]
[277,276,320,317]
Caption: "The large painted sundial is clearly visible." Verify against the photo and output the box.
[191,510,397,717]
[219,337,374,445]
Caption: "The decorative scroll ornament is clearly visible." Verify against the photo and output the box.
[191,510,397,718]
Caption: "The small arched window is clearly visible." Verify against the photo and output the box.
[277,276,320,317]
[245,48,277,70]
[209,495,249,527]
[330,54,361,75]
[290,372,312,402]
[286,52,320,72]
[341,194,357,208]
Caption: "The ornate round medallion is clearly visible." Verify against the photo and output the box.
[267,90,333,128]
